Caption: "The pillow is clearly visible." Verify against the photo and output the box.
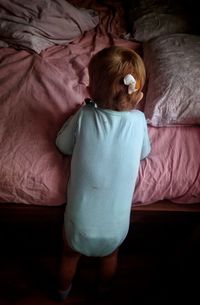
[143,33,200,126]
[126,0,193,41]
[0,0,99,53]
[132,13,191,42]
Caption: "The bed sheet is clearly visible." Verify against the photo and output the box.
[0,0,200,206]
[134,126,200,206]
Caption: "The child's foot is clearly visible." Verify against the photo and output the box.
[56,283,72,301]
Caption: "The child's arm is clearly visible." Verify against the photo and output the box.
[140,119,151,160]
[56,110,80,155]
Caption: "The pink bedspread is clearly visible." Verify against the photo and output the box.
[0,1,200,206]
[134,126,200,205]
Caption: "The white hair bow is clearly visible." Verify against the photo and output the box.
[123,74,138,94]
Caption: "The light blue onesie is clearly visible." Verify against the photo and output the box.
[56,104,150,257]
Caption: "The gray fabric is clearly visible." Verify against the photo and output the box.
[0,0,99,53]
[143,33,200,126]
[133,13,191,42]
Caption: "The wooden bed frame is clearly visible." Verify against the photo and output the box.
[1,200,200,255]
[2,200,200,225]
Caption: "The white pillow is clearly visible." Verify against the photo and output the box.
[143,34,200,126]
[0,0,99,53]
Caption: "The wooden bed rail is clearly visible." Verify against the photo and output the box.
[0,200,199,255]
[131,200,200,223]
[0,200,200,224]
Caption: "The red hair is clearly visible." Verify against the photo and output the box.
[88,46,146,111]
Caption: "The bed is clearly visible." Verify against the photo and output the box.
[0,0,200,254]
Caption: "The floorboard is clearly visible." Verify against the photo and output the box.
[0,218,199,304]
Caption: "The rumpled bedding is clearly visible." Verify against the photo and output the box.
[0,0,200,206]
[134,126,200,205]
[143,34,200,126]
[0,0,99,53]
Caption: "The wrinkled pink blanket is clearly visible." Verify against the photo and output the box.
[0,1,200,206]
[134,126,200,206]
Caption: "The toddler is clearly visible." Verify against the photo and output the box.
[55,45,151,300]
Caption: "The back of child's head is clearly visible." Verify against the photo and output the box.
[88,46,146,111]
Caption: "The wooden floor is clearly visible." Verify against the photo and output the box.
[0,212,200,305]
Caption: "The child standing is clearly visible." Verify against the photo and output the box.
[55,45,151,300]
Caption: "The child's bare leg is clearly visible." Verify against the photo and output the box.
[95,249,118,298]
[58,229,81,291]
[99,249,118,283]
[59,248,81,291]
